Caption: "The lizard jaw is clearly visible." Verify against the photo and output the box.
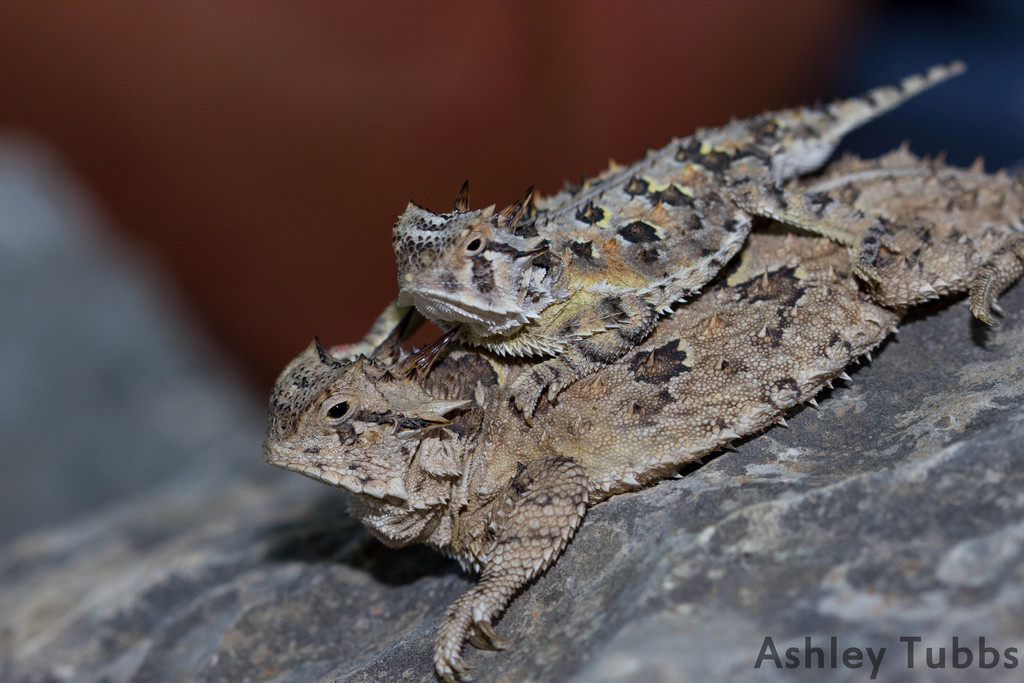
[398,287,531,335]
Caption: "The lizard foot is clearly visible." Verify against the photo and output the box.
[510,368,558,420]
[435,593,508,681]
[969,265,1000,325]
[851,254,882,290]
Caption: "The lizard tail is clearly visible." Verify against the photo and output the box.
[769,61,965,181]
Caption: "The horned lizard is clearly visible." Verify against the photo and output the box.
[389,63,964,417]
[264,152,1023,681]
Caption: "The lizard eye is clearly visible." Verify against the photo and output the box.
[326,401,350,419]
[465,236,485,255]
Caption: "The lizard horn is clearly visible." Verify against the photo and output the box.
[396,327,459,380]
[497,185,535,230]
[313,337,343,368]
[453,180,470,212]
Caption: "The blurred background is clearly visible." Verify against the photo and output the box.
[0,0,1021,545]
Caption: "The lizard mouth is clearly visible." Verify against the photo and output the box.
[262,441,410,501]
[398,287,531,334]
[261,439,291,466]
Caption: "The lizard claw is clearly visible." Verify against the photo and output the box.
[436,641,473,682]
[437,656,472,683]
[466,632,490,651]
[470,620,506,651]
[972,308,997,326]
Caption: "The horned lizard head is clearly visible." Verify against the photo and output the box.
[391,182,554,337]
[263,319,470,546]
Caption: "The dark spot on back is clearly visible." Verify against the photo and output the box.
[569,240,596,262]
[576,201,606,225]
[624,176,649,196]
[733,266,802,307]
[766,377,801,406]
[629,339,690,384]
[619,220,660,243]
[649,183,695,207]
[674,139,731,174]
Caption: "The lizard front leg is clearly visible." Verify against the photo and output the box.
[509,294,658,419]
[727,180,900,287]
[436,456,588,682]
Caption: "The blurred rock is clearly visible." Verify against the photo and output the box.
[2,162,1023,679]
[0,137,266,545]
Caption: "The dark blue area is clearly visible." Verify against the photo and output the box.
[836,0,1024,170]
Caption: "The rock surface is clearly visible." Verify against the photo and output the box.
[2,141,1024,682]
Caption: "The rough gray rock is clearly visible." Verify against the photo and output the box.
[3,263,1024,683]
[2,139,1024,682]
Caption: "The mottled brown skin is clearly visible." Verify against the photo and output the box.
[264,155,1024,680]
[390,64,964,417]
[795,146,1024,323]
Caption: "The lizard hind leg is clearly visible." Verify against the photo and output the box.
[728,180,899,287]
[969,235,1024,324]
[434,456,589,682]
[510,294,658,419]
